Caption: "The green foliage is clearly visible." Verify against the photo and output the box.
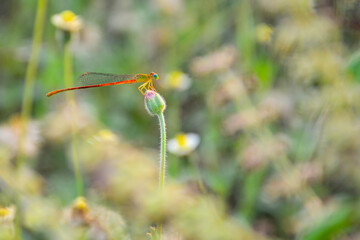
[1,0,360,239]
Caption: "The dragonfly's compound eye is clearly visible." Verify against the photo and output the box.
[152,73,159,80]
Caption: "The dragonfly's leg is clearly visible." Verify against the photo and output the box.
[147,81,152,90]
[138,82,148,95]
[149,81,156,92]
[151,82,157,92]
[138,86,145,95]
[138,85,144,95]
[144,81,151,91]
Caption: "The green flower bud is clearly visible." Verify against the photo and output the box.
[144,90,166,116]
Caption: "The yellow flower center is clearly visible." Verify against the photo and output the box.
[0,208,9,217]
[169,71,183,88]
[74,197,88,211]
[61,10,76,22]
[176,134,187,148]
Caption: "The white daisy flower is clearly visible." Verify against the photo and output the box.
[51,10,83,32]
[168,133,200,156]
[0,206,15,224]
[163,71,192,91]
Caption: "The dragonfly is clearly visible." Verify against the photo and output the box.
[46,72,159,97]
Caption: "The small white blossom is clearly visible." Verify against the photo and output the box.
[0,206,15,224]
[163,71,192,91]
[51,10,83,32]
[168,133,200,156]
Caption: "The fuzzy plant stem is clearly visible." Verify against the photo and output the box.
[156,112,166,238]
[63,36,83,197]
[158,112,167,191]
[144,90,167,240]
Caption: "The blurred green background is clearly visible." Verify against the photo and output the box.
[1,0,360,239]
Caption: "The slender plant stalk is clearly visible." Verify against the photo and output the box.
[63,38,83,197]
[189,153,206,194]
[158,112,167,191]
[156,112,166,238]
[64,39,74,92]
[17,0,47,167]
[15,1,47,239]
[144,90,167,240]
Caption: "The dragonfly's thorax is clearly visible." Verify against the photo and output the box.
[136,74,151,83]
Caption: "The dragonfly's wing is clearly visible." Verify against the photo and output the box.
[78,72,137,86]
[46,72,138,97]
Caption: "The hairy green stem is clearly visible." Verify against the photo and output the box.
[64,38,83,197]
[158,112,167,191]
[156,112,166,238]
[144,90,166,239]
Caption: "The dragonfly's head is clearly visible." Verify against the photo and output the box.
[150,72,159,81]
